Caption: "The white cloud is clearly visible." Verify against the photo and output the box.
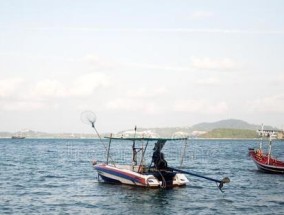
[127,87,168,98]
[121,61,190,72]
[190,10,214,20]
[271,74,284,85]
[0,78,24,98]
[0,100,52,111]
[83,54,101,63]
[33,79,68,98]
[195,77,221,86]
[30,72,110,98]
[106,98,140,111]
[82,54,114,71]
[248,94,284,113]
[106,98,163,114]
[105,86,169,114]
[0,72,110,111]
[85,54,235,73]
[191,57,236,70]
[70,72,110,96]
[174,100,228,114]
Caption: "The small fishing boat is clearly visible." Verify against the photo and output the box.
[11,135,25,139]
[93,136,190,188]
[249,126,284,174]
[81,111,230,191]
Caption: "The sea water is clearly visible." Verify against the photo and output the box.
[0,138,283,214]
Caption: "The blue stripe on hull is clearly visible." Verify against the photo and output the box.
[99,174,122,184]
[95,166,144,185]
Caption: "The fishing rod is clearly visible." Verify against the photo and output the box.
[168,166,230,192]
[132,126,137,166]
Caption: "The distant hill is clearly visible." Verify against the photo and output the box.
[191,119,275,131]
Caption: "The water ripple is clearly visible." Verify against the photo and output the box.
[1,138,284,214]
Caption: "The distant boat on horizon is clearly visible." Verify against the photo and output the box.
[11,135,25,139]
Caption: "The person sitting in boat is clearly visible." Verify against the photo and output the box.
[256,149,263,157]
[152,140,167,170]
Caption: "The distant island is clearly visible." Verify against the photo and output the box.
[0,130,98,139]
[1,119,282,139]
[118,119,282,139]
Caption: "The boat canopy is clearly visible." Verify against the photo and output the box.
[103,136,188,167]
[104,137,188,141]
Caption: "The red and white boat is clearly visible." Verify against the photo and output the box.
[249,149,284,173]
[249,127,284,174]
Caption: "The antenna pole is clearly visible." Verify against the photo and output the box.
[268,133,273,165]
[260,124,264,150]
[132,126,137,169]
[179,138,188,168]
[106,133,112,164]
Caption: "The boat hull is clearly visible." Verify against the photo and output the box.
[11,136,25,139]
[94,163,189,188]
[249,149,284,174]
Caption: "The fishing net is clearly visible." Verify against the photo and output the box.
[80,111,96,127]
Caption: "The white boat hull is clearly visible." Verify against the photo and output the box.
[94,163,189,188]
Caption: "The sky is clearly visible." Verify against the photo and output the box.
[1,0,284,133]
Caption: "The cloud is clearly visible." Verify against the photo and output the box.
[0,72,110,111]
[127,87,168,98]
[81,53,236,73]
[0,79,58,112]
[174,99,228,114]
[0,100,52,111]
[122,61,190,72]
[121,57,237,72]
[106,98,138,111]
[105,87,169,114]
[82,54,115,71]
[106,98,163,114]
[70,72,110,96]
[0,78,24,98]
[191,57,236,70]
[30,72,110,98]
[248,94,284,113]
[190,10,214,20]
[32,79,68,98]
[195,77,221,86]
[270,74,284,85]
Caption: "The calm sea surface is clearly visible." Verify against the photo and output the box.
[1,138,283,215]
